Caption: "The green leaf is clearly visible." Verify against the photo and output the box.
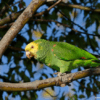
[42,73,48,78]
[49,10,57,20]
[71,88,76,92]
[40,23,47,32]
[72,94,77,100]
[79,94,85,98]
[13,6,17,12]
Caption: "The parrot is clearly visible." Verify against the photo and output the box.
[25,39,100,75]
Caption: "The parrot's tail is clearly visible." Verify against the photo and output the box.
[72,59,100,68]
[92,60,100,63]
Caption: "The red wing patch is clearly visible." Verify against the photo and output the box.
[81,57,86,59]
[48,63,51,66]
[51,49,54,52]
[53,44,56,47]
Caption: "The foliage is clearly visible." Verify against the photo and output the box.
[0,0,100,99]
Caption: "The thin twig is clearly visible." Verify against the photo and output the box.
[76,80,98,94]
[0,23,13,29]
[31,18,100,37]
[64,4,100,12]
[34,0,62,17]
[1,18,100,37]
[8,46,24,51]
[59,11,87,32]
[46,2,100,12]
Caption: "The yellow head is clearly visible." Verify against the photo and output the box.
[25,42,38,59]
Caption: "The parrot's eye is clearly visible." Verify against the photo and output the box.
[31,46,34,49]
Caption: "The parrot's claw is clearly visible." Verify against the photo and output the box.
[54,72,67,87]
[53,72,67,77]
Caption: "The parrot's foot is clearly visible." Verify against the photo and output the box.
[54,72,69,87]
[53,72,67,77]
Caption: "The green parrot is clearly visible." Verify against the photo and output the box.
[25,39,100,74]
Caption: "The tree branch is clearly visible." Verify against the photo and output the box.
[1,2,100,26]
[0,0,46,59]
[0,67,100,91]
[0,0,61,26]
[8,46,24,51]
[64,4,100,12]
[31,18,100,37]
[47,2,100,12]
[1,17,100,37]
[0,0,62,28]
[59,11,87,32]
[0,11,23,26]
[33,0,62,17]
[0,23,13,29]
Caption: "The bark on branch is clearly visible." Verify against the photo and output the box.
[1,2,100,26]
[47,2,100,12]
[0,0,46,58]
[0,67,100,91]
[0,0,61,26]
[0,11,23,26]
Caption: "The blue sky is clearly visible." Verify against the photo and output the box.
[1,0,100,100]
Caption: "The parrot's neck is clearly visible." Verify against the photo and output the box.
[35,40,50,61]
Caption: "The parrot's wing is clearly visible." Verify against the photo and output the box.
[51,42,96,61]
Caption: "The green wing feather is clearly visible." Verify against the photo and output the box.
[50,41,97,61]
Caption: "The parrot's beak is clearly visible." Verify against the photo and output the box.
[26,51,33,59]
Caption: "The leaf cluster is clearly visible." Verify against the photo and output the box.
[0,0,100,99]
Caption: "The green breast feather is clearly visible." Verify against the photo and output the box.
[34,39,100,73]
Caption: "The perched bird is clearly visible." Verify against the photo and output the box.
[25,39,100,74]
